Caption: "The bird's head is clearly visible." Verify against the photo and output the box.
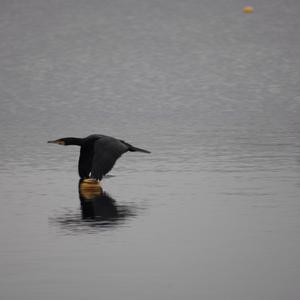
[48,138,67,145]
[48,137,82,146]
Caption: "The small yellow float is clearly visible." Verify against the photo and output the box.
[243,6,254,13]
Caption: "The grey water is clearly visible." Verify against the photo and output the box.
[1,0,300,299]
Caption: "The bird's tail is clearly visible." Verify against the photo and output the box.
[128,145,151,153]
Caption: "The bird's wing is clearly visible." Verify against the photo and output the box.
[91,137,128,180]
[78,145,93,178]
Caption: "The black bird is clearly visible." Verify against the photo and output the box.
[48,134,150,180]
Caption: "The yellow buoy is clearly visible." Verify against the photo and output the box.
[243,6,254,13]
[79,179,102,200]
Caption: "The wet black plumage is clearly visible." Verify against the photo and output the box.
[48,134,150,180]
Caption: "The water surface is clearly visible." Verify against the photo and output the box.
[0,0,300,299]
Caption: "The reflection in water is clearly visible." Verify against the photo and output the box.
[52,180,138,233]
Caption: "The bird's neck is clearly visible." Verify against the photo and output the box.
[64,137,83,146]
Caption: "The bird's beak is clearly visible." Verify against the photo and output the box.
[48,139,65,145]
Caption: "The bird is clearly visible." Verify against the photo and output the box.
[48,134,150,180]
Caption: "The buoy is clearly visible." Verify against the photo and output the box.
[79,179,102,200]
[243,6,254,13]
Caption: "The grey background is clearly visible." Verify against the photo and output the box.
[1,0,300,299]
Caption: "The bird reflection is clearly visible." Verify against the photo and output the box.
[52,180,138,233]
[79,179,119,220]
[78,179,138,225]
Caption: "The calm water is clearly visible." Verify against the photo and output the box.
[1,0,300,299]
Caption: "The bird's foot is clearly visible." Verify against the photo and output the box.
[82,178,99,183]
